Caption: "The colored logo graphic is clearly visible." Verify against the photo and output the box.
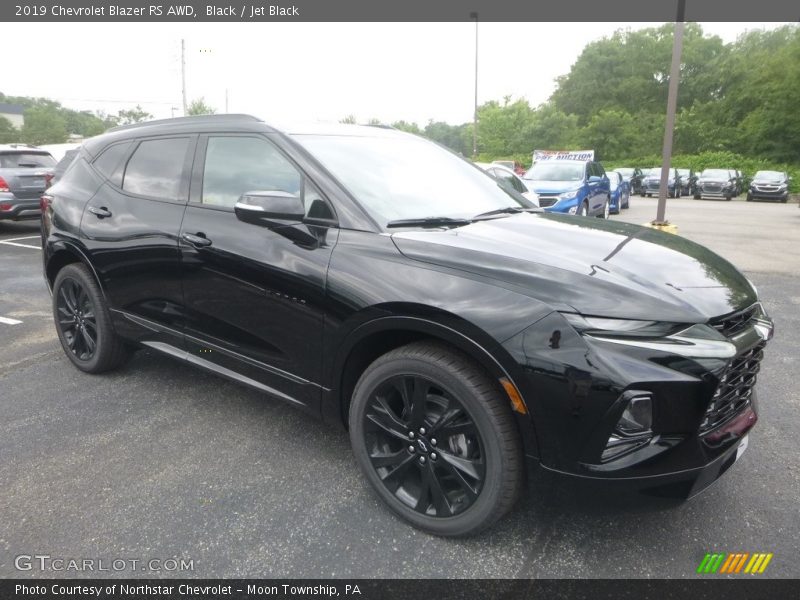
[697,552,773,574]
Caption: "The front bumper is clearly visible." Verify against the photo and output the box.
[749,187,788,200]
[697,184,734,198]
[0,197,42,221]
[502,306,772,494]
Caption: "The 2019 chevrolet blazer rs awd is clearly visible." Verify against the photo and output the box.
[41,115,774,536]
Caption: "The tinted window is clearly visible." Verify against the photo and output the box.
[201,136,302,208]
[0,152,56,168]
[122,137,190,201]
[93,142,132,187]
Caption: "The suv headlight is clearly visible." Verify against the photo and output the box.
[560,313,736,358]
[559,190,579,200]
[561,314,683,337]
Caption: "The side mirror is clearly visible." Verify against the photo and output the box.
[234,191,304,227]
[588,175,602,183]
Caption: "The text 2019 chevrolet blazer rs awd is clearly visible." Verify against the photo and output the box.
[42,115,774,536]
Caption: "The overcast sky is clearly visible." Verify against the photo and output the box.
[4,22,788,125]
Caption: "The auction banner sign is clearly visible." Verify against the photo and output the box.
[533,149,595,162]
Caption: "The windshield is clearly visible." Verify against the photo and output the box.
[523,162,584,182]
[753,170,784,181]
[700,169,730,179]
[608,173,620,190]
[0,152,56,168]
[645,168,664,177]
[615,168,634,177]
[294,133,530,226]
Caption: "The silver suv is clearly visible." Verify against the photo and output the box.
[0,144,56,221]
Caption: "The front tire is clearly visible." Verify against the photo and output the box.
[579,201,589,217]
[348,342,523,537]
[52,263,131,373]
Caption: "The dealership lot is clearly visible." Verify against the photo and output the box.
[1,198,798,578]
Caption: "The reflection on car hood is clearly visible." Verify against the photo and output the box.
[522,180,581,194]
[391,213,755,322]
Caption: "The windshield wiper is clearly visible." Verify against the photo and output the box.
[386,217,472,229]
[472,206,538,220]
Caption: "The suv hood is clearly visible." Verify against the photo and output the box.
[391,213,755,323]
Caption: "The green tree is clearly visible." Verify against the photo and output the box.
[339,114,357,124]
[21,106,68,144]
[186,98,216,116]
[0,116,17,143]
[391,120,421,134]
[117,105,153,125]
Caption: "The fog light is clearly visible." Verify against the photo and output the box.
[616,392,653,435]
[601,391,653,462]
[568,206,578,215]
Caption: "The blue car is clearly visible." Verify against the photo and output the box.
[521,159,611,218]
[640,167,682,198]
[608,170,630,213]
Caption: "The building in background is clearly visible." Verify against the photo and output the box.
[0,103,25,129]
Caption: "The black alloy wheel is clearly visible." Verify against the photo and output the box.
[53,263,131,373]
[56,276,97,362]
[349,342,523,536]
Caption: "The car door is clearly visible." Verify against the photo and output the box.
[179,133,339,411]
[80,135,196,346]
[587,162,604,214]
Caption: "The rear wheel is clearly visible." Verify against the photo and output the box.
[746,193,753,202]
[53,263,130,373]
[348,342,523,537]
[601,198,610,219]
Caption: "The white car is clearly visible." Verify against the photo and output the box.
[477,162,540,207]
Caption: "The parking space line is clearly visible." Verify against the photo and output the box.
[1,235,40,242]
[0,316,23,325]
[0,241,41,250]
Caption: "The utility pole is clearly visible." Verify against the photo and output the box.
[470,12,479,158]
[181,39,188,116]
[653,0,685,227]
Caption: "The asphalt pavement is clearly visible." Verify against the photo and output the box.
[1,198,798,579]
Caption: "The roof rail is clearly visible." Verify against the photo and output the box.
[108,113,262,133]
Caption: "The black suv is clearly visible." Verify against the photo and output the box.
[0,144,56,221]
[42,115,773,536]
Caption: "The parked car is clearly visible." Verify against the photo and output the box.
[479,163,539,206]
[676,168,696,196]
[607,170,630,213]
[641,167,682,198]
[42,115,773,536]
[612,167,644,195]
[0,144,56,221]
[730,169,744,196]
[521,159,611,217]
[694,169,738,200]
[491,160,526,176]
[747,170,790,203]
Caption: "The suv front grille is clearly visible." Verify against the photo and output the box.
[710,304,758,338]
[700,342,765,435]
[538,196,558,207]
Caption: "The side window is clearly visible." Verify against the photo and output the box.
[586,163,594,179]
[122,138,191,201]
[201,136,302,208]
[595,163,606,177]
[93,142,132,187]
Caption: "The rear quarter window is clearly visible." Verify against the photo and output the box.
[92,142,133,187]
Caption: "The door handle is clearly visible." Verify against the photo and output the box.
[182,232,213,247]
[88,206,112,219]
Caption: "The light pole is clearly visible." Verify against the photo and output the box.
[653,0,686,228]
[470,12,478,158]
